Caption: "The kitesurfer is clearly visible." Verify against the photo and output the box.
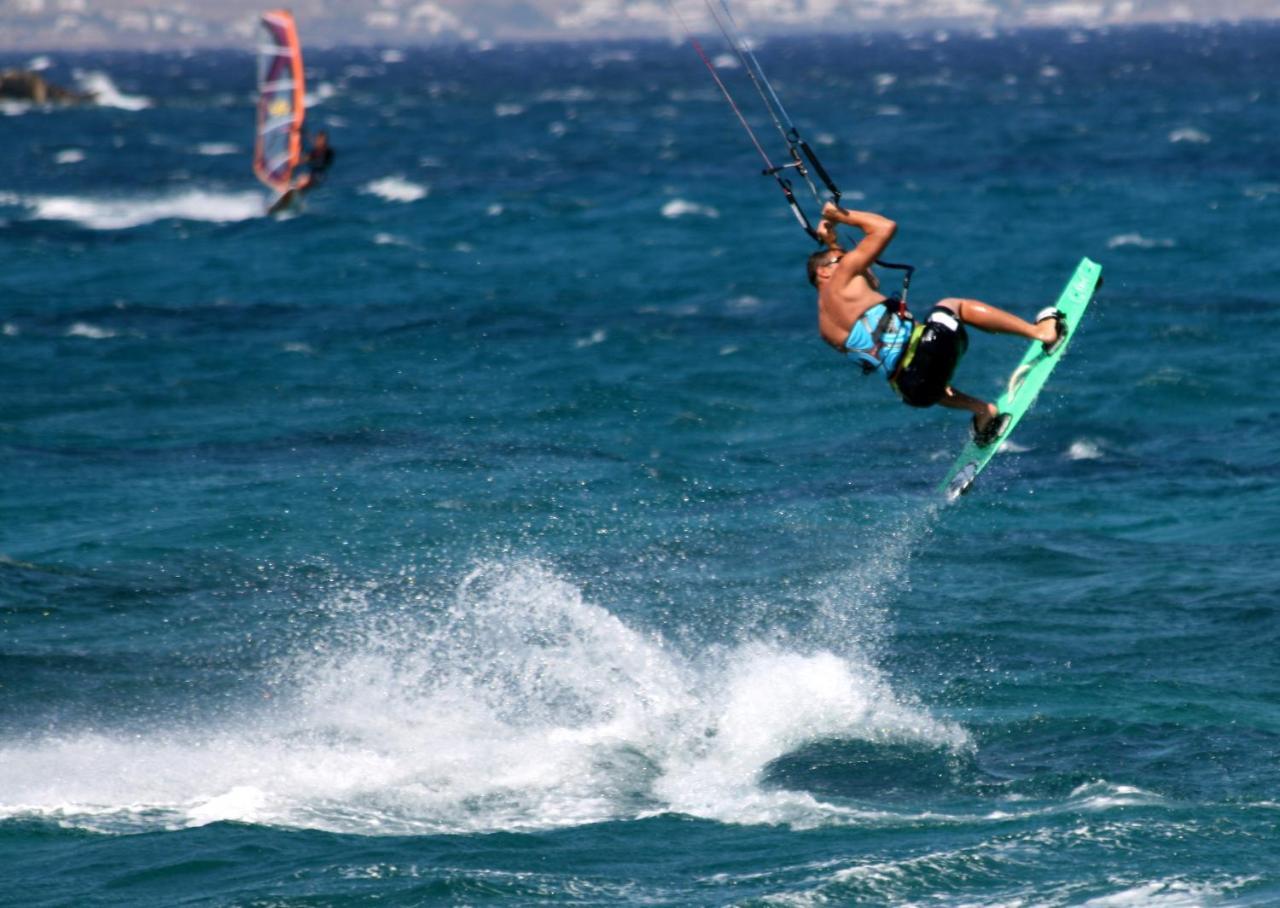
[810,202,1065,446]
[295,130,334,192]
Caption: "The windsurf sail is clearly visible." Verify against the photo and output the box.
[253,9,305,195]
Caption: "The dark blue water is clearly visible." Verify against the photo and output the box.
[3,22,1280,906]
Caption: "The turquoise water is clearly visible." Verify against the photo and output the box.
[2,22,1280,906]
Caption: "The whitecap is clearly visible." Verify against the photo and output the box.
[1168,127,1210,144]
[28,55,53,71]
[362,176,428,203]
[194,142,238,156]
[1067,439,1103,460]
[305,82,337,108]
[661,199,719,219]
[1107,233,1175,250]
[14,190,264,229]
[75,71,151,110]
[574,328,606,349]
[712,53,740,69]
[66,322,116,339]
[381,49,405,64]
[494,103,525,117]
[55,149,85,164]
[1067,780,1163,809]
[1080,876,1249,907]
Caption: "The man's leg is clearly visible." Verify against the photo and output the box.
[937,386,998,430]
[937,298,1056,345]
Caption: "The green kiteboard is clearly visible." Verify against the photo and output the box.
[940,256,1102,501]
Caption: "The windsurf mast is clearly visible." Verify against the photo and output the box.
[253,9,305,195]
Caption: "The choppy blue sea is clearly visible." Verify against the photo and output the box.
[3,20,1280,906]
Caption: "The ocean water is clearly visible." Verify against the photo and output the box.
[2,21,1280,906]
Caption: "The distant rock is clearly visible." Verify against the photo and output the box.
[0,69,94,104]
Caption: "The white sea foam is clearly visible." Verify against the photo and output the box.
[1067,439,1104,460]
[305,82,337,108]
[362,176,429,203]
[381,49,405,64]
[0,558,966,836]
[1107,233,1175,250]
[575,328,607,348]
[661,199,719,219]
[653,644,967,828]
[1168,127,1210,144]
[55,149,85,164]
[194,142,239,156]
[75,71,151,110]
[28,55,53,71]
[372,232,415,248]
[2,101,32,117]
[495,103,526,117]
[1066,780,1163,810]
[712,53,740,69]
[9,190,264,229]
[1080,876,1254,907]
[66,322,116,339]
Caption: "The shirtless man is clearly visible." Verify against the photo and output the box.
[294,130,334,192]
[810,202,1065,446]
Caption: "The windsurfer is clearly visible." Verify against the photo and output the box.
[294,130,334,192]
[810,202,1065,446]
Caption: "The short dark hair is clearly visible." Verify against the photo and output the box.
[807,248,834,287]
